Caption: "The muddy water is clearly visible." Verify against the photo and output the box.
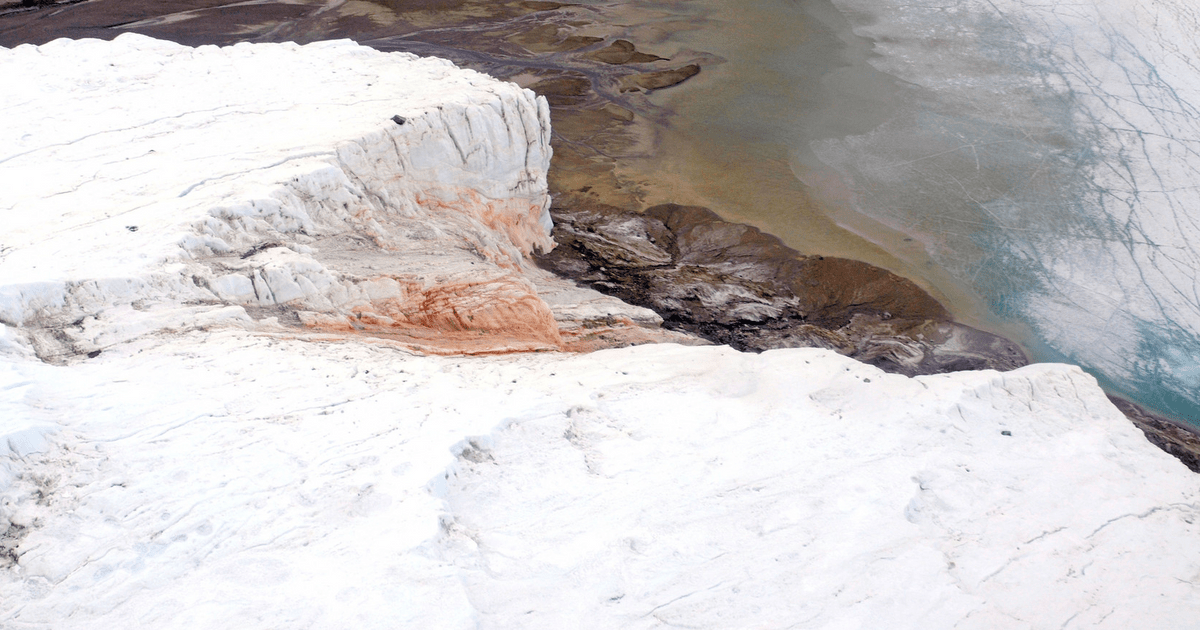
[608,0,1027,343]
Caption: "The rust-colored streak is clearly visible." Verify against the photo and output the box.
[299,274,563,354]
[414,189,554,260]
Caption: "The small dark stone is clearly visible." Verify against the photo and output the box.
[87,350,101,358]
[1001,430,1012,436]
[126,225,138,232]
[391,115,407,126]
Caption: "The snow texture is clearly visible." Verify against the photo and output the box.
[0,335,1198,628]
[0,33,567,355]
[0,34,1198,630]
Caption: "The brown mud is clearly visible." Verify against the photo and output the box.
[536,194,1025,376]
[3,0,1196,468]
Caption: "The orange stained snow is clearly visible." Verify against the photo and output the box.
[298,272,564,354]
[414,188,554,260]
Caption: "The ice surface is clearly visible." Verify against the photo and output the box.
[813,0,1200,421]
[0,334,1197,628]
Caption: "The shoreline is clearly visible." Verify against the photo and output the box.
[610,0,1039,347]
[1,0,1197,465]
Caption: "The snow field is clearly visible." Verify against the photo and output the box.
[1,332,1196,628]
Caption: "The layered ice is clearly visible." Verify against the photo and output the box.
[0,33,603,355]
[812,0,1200,421]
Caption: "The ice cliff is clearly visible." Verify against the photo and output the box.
[0,33,667,357]
[1,35,1198,629]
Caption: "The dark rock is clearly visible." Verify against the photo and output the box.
[519,1,566,10]
[528,74,592,107]
[536,194,1027,376]
[584,39,664,65]
[1109,395,1200,473]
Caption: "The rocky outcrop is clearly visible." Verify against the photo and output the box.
[537,195,1027,375]
[618,64,701,92]
[583,39,665,65]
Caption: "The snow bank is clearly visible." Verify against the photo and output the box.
[0,33,577,355]
[0,334,1196,628]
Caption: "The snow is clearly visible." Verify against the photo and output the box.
[0,33,563,355]
[1,334,1198,628]
[1,34,1199,629]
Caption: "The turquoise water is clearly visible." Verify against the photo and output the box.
[808,0,1200,424]
[630,0,1200,425]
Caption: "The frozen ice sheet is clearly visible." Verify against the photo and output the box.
[816,0,1200,421]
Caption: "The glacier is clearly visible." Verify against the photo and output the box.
[1,34,1199,629]
[811,0,1200,422]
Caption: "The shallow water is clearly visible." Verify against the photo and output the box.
[619,0,1200,424]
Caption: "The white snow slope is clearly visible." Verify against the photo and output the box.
[1,35,1199,630]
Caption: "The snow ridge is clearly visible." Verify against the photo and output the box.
[0,33,558,357]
